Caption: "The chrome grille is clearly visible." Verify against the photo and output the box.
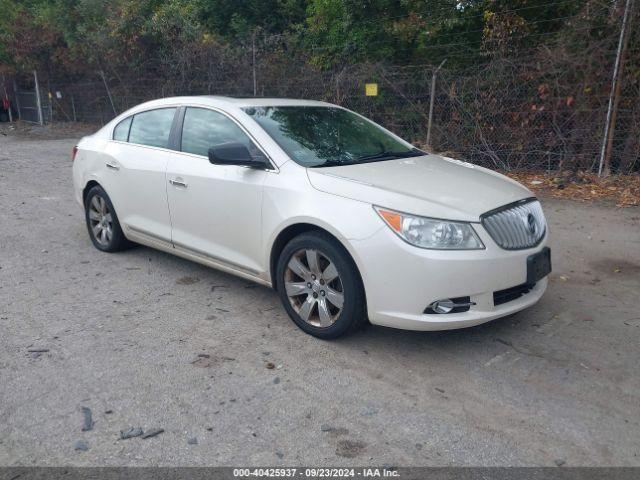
[482,199,546,250]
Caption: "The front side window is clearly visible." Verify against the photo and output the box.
[128,108,176,149]
[243,106,422,167]
[181,107,258,157]
[113,116,132,142]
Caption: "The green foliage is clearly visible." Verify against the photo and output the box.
[195,0,306,39]
[302,0,470,67]
[0,0,600,74]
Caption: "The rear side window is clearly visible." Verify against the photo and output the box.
[128,108,176,149]
[181,107,254,157]
[113,116,132,142]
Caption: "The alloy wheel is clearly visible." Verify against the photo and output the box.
[284,248,345,328]
[88,195,113,246]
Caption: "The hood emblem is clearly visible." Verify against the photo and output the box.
[526,213,537,235]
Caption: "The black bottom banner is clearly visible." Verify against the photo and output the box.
[1,467,640,480]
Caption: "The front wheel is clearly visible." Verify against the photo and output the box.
[276,232,367,339]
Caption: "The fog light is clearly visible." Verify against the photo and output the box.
[425,297,475,314]
[430,299,455,314]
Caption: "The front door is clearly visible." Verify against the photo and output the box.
[166,107,269,275]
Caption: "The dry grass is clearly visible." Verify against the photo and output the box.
[506,171,640,207]
[0,120,97,140]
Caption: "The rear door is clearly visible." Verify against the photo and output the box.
[166,106,270,275]
[102,107,177,244]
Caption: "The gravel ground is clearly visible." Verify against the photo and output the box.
[0,133,639,467]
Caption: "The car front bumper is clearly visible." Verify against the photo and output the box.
[349,224,549,331]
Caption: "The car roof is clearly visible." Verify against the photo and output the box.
[134,96,335,110]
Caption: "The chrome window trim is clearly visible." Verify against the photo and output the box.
[108,103,279,173]
[110,105,180,144]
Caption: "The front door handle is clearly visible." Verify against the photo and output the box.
[106,162,119,170]
[169,178,188,188]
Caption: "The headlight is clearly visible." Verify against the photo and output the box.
[374,206,484,250]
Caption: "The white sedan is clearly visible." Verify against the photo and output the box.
[72,96,550,339]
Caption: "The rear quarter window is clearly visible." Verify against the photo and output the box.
[112,116,132,142]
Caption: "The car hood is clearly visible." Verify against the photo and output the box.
[306,154,533,222]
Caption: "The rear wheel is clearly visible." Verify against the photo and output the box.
[84,185,131,252]
[276,232,366,339]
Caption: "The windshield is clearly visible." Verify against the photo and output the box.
[243,106,423,167]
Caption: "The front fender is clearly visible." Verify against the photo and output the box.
[261,175,384,285]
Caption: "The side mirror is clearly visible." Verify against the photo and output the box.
[208,142,267,168]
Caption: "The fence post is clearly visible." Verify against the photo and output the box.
[426,59,446,151]
[252,31,257,97]
[71,94,77,122]
[48,92,53,125]
[33,70,44,125]
[598,0,634,176]
[1,75,12,122]
[12,79,20,120]
[99,70,117,117]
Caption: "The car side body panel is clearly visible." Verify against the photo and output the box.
[74,136,174,244]
[166,151,269,275]
[105,142,174,243]
[261,160,385,282]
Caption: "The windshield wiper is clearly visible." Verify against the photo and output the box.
[354,148,425,163]
[310,149,426,168]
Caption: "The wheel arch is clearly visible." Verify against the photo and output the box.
[268,222,365,295]
[82,180,102,205]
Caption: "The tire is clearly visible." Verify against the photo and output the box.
[276,231,367,339]
[84,185,132,252]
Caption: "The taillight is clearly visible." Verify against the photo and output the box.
[72,146,78,162]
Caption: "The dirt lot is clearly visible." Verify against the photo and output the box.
[1,129,639,467]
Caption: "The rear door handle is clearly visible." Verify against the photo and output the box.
[169,178,188,188]
[105,162,119,171]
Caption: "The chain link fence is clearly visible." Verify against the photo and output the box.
[10,11,640,174]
